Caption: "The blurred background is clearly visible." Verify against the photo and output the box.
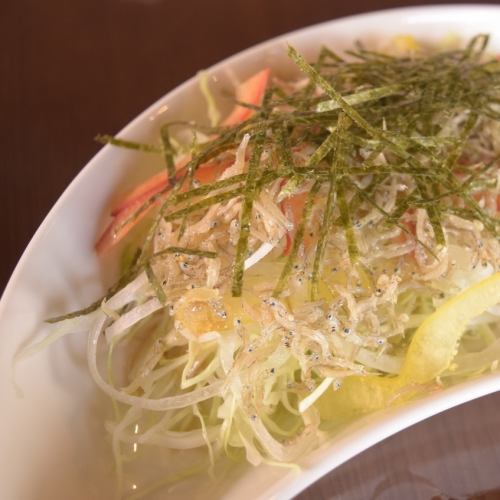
[1,1,500,499]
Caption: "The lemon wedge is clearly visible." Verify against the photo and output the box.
[317,273,500,422]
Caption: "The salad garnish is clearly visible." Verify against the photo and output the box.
[23,35,500,497]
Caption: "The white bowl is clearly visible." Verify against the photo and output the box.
[1,5,500,500]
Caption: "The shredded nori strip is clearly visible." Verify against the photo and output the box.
[52,35,500,321]
[160,124,177,185]
[95,134,162,154]
[273,180,321,297]
[152,247,217,259]
[231,132,265,296]
[311,113,351,300]
[145,263,167,305]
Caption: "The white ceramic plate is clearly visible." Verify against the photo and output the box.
[2,5,500,500]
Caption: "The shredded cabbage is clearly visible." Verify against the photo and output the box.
[21,35,500,498]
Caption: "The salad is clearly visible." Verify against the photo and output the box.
[25,35,500,497]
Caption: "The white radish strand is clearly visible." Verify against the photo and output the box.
[249,415,315,462]
[105,297,163,343]
[244,242,275,270]
[107,272,149,310]
[298,377,333,413]
[87,313,224,411]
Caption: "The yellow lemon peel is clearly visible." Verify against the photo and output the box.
[317,273,500,421]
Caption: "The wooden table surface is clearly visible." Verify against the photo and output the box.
[2,1,500,499]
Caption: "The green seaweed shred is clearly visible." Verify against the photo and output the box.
[337,179,359,263]
[273,180,321,298]
[160,125,177,185]
[311,113,351,300]
[95,134,162,154]
[152,247,217,259]
[53,35,500,320]
[145,263,167,305]
[232,132,265,297]
[316,84,402,113]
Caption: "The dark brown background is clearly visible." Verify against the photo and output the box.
[2,1,500,499]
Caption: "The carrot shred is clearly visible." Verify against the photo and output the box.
[96,68,271,254]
